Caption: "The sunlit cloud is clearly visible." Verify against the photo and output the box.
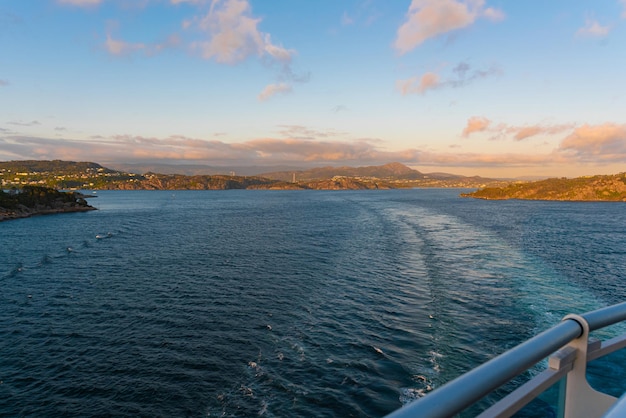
[394,0,504,54]
[258,83,292,101]
[576,18,611,38]
[397,72,440,95]
[276,125,345,140]
[185,0,295,64]
[462,116,491,137]
[559,123,626,162]
[4,127,624,174]
[95,0,304,99]
[105,33,147,55]
[0,134,421,166]
[462,117,574,141]
[397,62,500,95]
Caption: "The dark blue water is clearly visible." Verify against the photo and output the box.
[1,189,625,417]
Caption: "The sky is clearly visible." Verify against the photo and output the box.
[1,0,625,178]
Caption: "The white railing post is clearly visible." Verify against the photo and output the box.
[561,314,617,418]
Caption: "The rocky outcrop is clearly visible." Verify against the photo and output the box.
[0,186,97,222]
[461,173,626,201]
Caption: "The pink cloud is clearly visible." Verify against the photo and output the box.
[396,72,441,95]
[105,33,146,55]
[3,130,619,175]
[394,0,504,54]
[512,124,573,141]
[462,116,491,137]
[258,83,292,101]
[559,123,626,161]
[462,117,574,141]
[398,62,500,95]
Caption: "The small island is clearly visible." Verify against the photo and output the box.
[0,186,97,222]
[461,173,626,201]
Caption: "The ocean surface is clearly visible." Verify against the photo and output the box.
[1,189,625,417]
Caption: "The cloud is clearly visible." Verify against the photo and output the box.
[180,0,305,98]
[0,133,421,166]
[397,72,441,95]
[394,0,504,54]
[57,0,102,6]
[621,0,626,19]
[559,123,626,162]
[276,125,345,140]
[462,116,491,137]
[341,12,354,26]
[258,83,292,101]
[576,19,611,38]
[0,79,8,87]
[97,0,304,99]
[4,126,625,173]
[186,0,295,65]
[105,33,147,55]
[397,62,500,95]
[462,117,574,141]
[8,120,40,127]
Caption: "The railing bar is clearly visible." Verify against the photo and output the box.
[587,334,626,363]
[476,364,573,418]
[583,301,626,332]
[385,320,582,418]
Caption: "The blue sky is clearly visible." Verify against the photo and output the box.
[1,0,625,177]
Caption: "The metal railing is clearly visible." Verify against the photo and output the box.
[386,301,626,418]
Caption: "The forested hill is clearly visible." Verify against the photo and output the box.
[0,160,114,174]
[461,173,626,201]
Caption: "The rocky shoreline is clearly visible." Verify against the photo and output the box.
[0,186,97,222]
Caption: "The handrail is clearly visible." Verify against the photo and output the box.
[385,301,626,418]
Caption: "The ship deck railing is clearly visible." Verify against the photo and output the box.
[385,301,626,418]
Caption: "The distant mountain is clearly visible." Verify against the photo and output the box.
[106,163,301,176]
[260,162,428,181]
[462,173,626,201]
[1,160,506,190]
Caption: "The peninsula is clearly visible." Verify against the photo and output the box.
[0,186,96,222]
[461,173,626,201]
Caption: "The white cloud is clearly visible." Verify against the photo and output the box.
[187,0,295,64]
[394,0,504,54]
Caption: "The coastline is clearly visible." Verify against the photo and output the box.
[0,205,97,222]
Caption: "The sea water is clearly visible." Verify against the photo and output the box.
[1,189,625,416]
